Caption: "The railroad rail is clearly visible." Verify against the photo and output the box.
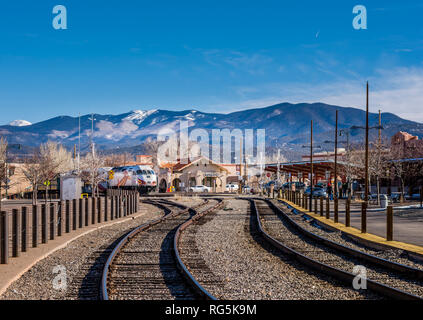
[100,197,223,300]
[252,198,423,300]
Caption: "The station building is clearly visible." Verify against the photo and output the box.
[158,156,229,192]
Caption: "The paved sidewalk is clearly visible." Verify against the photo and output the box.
[282,197,423,249]
[0,207,149,296]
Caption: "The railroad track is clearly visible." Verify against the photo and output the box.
[101,198,223,300]
[252,199,423,300]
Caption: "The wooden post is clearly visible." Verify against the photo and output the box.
[361,202,367,233]
[21,207,28,252]
[104,196,108,222]
[12,209,20,257]
[345,199,351,227]
[98,197,102,222]
[32,205,39,247]
[79,198,84,228]
[326,197,330,219]
[58,201,64,237]
[50,203,56,240]
[85,198,90,226]
[314,197,318,214]
[41,204,47,244]
[92,197,97,224]
[0,211,9,264]
[110,196,114,221]
[72,199,78,230]
[65,200,70,233]
[334,198,338,223]
[387,205,393,241]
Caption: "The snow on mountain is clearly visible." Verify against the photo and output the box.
[8,120,32,127]
[123,109,158,125]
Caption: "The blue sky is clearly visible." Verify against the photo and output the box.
[1,1,423,124]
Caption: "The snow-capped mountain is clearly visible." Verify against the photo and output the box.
[8,120,32,127]
[1,103,422,152]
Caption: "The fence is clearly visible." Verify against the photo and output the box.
[280,190,395,242]
[0,189,139,264]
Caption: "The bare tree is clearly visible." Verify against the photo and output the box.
[80,152,105,197]
[368,138,389,204]
[0,137,7,211]
[21,152,43,205]
[22,142,72,204]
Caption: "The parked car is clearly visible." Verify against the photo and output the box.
[189,185,211,193]
[405,193,421,201]
[304,186,327,198]
[282,182,306,191]
[242,186,252,194]
[389,192,401,203]
[265,181,281,192]
[226,184,239,192]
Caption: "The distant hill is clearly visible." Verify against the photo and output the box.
[2,103,422,161]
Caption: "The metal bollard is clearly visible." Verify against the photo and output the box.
[0,211,9,264]
[41,204,47,244]
[320,197,323,217]
[12,209,20,257]
[387,205,393,241]
[361,202,367,233]
[22,207,28,252]
[32,205,39,247]
[50,203,56,240]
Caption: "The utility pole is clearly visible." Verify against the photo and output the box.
[334,110,338,199]
[239,138,242,194]
[78,113,81,173]
[310,120,314,211]
[277,149,280,182]
[378,109,382,146]
[365,82,369,204]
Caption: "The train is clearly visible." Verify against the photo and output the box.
[99,165,158,194]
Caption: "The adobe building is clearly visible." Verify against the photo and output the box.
[158,156,229,192]
[391,131,423,159]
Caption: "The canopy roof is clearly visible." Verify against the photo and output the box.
[265,160,358,179]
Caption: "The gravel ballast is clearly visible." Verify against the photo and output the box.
[194,199,378,300]
[275,200,423,270]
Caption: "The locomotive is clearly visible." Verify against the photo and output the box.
[106,165,157,194]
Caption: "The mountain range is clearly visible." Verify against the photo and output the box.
[2,103,423,160]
